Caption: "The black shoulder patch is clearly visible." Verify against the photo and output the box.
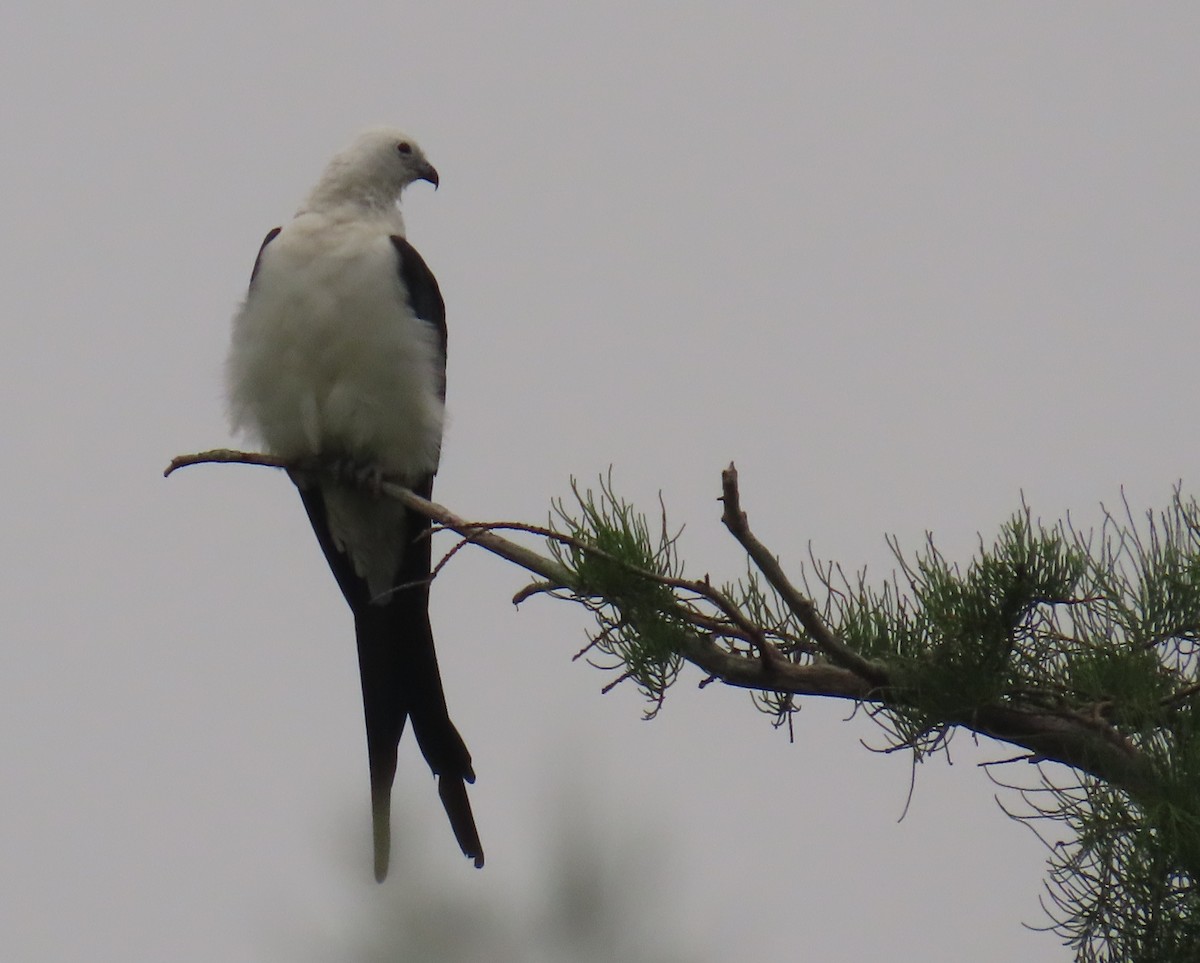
[248,226,282,289]
[390,235,447,359]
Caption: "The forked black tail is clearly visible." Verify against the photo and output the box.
[293,474,483,880]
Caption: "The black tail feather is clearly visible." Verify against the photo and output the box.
[293,474,483,879]
[439,774,484,868]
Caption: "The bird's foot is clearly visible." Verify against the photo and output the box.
[326,456,387,497]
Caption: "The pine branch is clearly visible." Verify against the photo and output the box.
[165,448,1156,798]
[169,449,1200,959]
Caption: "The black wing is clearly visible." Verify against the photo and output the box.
[248,227,281,287]
[391,234,447,400]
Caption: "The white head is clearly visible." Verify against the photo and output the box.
[302,127,439,213]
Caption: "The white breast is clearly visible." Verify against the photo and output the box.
[226,211,444,482]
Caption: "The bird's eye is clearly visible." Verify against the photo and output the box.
[397,142,413,155]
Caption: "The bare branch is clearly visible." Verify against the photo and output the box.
[719,463,889,687]
[164,447,290,476]
[166,448,575,585]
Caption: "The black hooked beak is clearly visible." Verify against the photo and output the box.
[419,163,439,190]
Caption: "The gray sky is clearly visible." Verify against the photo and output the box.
[3,3,1198,960]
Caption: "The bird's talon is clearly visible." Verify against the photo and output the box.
[326,457,387,496]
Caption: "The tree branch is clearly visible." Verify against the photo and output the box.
[166,448,1157,801]
[166,448,574,586]
[719,463,890,688]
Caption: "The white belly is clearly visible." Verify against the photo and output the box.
[226,214,444,482]
[226,214,444,601]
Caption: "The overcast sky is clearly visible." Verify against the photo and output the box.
[3,3,1198,960]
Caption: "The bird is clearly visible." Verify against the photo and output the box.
[225,128,483,880]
